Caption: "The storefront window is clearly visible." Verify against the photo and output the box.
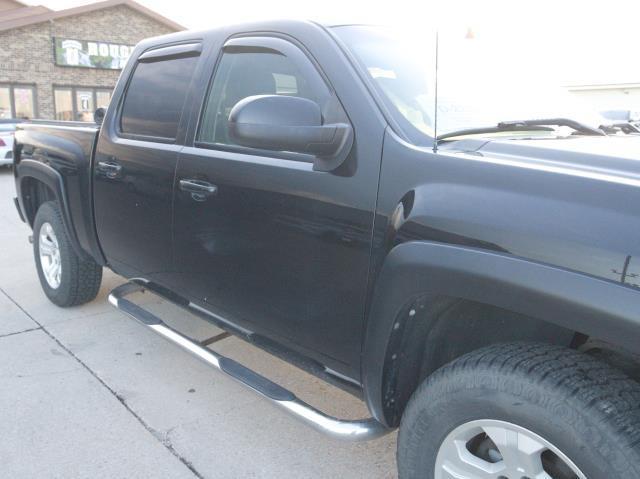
[54,86,112,122]
[54,89,73,120]
[0,84,36,119]
[0,86,11,119]
[96,90,111,109]
[14,87,35,119]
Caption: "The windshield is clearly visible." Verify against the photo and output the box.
[333,25,436,144]
[333,25,605,144]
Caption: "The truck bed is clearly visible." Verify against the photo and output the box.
[13,120,103,263]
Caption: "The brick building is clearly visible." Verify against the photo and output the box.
[0,0,183,120]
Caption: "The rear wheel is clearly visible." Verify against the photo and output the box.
[33,201,102,307]
[397,342,640,479]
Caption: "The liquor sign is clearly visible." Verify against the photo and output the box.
[54,38,135,70]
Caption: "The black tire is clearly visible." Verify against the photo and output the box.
[33,201,102,307]
[398,342,640,479]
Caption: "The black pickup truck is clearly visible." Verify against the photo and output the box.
[12,20,640,479]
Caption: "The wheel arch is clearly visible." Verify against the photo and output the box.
[16,159,88,260]
[362,241,640,427]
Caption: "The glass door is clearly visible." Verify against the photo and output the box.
[75,90,94,122]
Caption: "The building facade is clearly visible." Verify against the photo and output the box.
[565,83,640,114]
[0,0,182,121]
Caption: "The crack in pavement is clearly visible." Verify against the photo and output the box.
[0,286,205,479]
[0,326,42,339]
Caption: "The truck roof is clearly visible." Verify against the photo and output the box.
[134,19,325,49]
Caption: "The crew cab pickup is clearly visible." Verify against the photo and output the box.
[12,20,640,479]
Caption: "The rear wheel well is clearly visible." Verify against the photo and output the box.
[21,176,56,226]
[381,295,579,426]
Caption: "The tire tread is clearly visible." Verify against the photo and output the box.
[33,201,102,307]
[398,342,640,478]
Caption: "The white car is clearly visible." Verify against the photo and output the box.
[0,120,18,167]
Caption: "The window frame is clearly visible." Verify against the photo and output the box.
[53,85,112,121]
[193,34,349,162]
[0,83,37,119]
[115,42,202,144]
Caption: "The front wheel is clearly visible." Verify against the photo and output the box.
[397,342,640,479]
[33,201,102,307]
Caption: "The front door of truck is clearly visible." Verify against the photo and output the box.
[171,35,383,376]
[94,43,202,279]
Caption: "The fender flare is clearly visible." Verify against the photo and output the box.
[16,159,88,259]
[362,241,640,426]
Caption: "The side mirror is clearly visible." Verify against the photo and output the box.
[94,107,106,125]
[228,95,352,171]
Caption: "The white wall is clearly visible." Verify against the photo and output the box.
[567,87,640,113]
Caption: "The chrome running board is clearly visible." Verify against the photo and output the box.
[108,282,389,442]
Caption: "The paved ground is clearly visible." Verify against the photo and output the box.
[0,168,397,478]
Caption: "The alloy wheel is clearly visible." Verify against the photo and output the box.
[435,419,586,479]
[39,222,62,289]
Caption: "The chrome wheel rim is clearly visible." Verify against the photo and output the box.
[39,222,62,289]
[435,419,586,479]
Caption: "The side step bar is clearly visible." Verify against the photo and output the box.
[108,282,390,442]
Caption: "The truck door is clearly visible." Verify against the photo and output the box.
[94,43,201,279]
[171,35,384,376]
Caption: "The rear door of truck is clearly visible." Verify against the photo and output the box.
[93,42,204,280]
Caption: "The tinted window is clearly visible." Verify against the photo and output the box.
[121,55,198,139]
[198,51,328,145]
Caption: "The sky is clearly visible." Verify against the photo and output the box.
[23,0,640,86]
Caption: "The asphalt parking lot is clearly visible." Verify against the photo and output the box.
[0,168,397,478]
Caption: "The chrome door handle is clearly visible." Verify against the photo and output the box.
[179,179,218,201]
[97,160,122,179]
